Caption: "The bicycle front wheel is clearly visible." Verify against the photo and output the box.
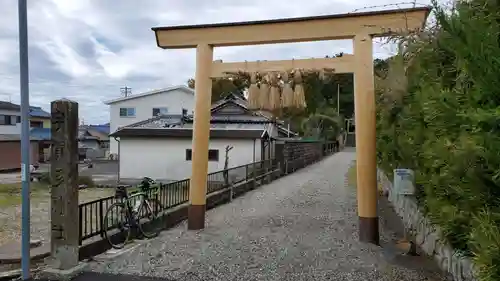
[103,202,132,249]
[137,199,162,239]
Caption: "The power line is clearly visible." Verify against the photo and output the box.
[0,73,135,88]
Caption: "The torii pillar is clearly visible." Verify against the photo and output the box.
[188,43,213,229]
[353,33,379,244]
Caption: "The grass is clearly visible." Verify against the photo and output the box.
[0,182,49,208]
[0,183,114,246]
[0,182,114,207]
[346,161,384,192]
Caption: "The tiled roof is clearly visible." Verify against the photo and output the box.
[87,124,110,135]
[29,106,50,118]
[121,114,185,129]
[0,102,51,118]
[111,128,266,139]
[0,101,21,111]
[30,128,51,141]
[111,92,297,138]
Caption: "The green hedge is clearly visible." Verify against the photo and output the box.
[376,1,500,280]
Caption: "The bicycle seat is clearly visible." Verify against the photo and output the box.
[139,177,157,191]
[115,185,129,199]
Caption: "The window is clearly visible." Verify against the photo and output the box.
[0,115,16,125]
[30,121,43,128]
[152,107,168,116]
[185,149,219,162]
[208,149,219,161]
[119,107,136,117]
[16,116,21,123]
[120,107,136,117]
[100,141,109,149]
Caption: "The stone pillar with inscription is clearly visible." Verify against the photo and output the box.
[45,99,83,277]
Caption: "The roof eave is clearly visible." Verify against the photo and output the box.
[103,85,195,105]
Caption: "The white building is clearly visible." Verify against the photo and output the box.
[104,85,196,155]
[110,94,296,182]
[0,101,22,134]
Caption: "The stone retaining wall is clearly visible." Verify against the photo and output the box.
[378,171,477,281]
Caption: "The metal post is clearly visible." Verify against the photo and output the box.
[18,0,31,279]
[114,137,121,184]
[337,84,340,116]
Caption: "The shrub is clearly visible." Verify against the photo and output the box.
[470,210,500,281]
[376,1,500,280]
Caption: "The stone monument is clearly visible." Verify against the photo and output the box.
[43,99,86,280]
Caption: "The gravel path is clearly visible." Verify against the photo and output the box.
[88,151,444,281]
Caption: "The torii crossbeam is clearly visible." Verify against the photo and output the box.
[151,7,430,245]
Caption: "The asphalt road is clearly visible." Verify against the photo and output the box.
[79,161,118,176]
[0,162,119,185]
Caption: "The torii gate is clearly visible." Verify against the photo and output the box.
[151,7,429,245]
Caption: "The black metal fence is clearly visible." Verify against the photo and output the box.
[78,142,337,245]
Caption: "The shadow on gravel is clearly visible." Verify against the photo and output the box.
[36,271,218,281]
[36,272,175,281]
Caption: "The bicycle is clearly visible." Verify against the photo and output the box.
[103,177,165,249]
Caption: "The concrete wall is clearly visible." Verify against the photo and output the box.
[119,138,261,181]
[379,171,477,281]
[109,89,195,154]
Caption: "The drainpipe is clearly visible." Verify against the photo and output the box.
[114,136,120,184]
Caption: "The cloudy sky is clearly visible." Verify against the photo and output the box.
[0,0,431,124]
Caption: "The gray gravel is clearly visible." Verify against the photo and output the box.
[88,151,443,281]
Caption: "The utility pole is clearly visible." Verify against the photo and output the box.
[18,0,31,279]
[120,86,132,97]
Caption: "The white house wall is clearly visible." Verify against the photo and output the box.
[109,89,195,154]
[0,109,21,134]
[119,138,262,181]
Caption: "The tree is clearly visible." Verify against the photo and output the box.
[300,105,343,141]
[187,75,249,102]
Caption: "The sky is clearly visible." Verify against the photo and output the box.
[0,0,432,124]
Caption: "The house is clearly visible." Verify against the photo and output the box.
[110,93,296,182]
[0,101,51,164]
[0,102,51,134]
[104,85,196,156]
[0,101,22,134]
[28,106,51,128]
[0,134,39,172]
[78,124,111,159]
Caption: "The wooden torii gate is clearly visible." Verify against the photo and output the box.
[151,7,429,245]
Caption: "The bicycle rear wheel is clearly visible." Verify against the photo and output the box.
[137,199,162,239]
[103,202,132,249]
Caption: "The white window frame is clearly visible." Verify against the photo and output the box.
[152,107,169,116]
[119,107,136,118]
